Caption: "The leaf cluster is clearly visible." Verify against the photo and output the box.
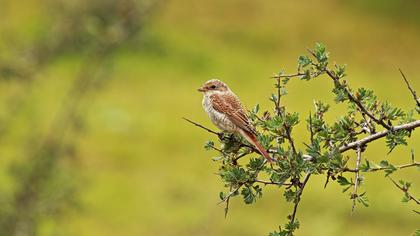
[199,43,420,235]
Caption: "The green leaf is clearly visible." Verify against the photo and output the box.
[334,64,346,78]
[284,189,297,202]
[360,159,371,172]
[219,166,248,185]
[204,141,215,150]
[268,231,288,236]
[253,104,260,114]
[285,112,300,127]
[401,194,410,203]
[378,160,397,176]
[300,69,311,81]
[280,87,288,96]
[357,192,369,207]
[298,55,312,67]
[241,187,254,204]
[337,176,351,186]
[241,186,262,204]
[248,157,265,171]
[386,130,409,152]
[332,86,348,103]
[270,93,278,103]
[219,191,225,200]
[313,42,329,68]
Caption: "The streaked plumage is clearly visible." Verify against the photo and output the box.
[198,79,272,162]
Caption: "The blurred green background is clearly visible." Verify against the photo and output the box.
[0,0,419,235]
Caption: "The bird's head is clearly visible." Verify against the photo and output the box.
[198,79,229,93]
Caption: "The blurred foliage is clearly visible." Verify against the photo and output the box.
[348,0,420,26]
[0,0,157,235]
[0,0,419,236]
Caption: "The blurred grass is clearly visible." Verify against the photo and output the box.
[1,0,420,235]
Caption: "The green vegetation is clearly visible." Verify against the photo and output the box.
[191,43,419,235]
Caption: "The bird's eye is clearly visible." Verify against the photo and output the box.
[210,85,216,89]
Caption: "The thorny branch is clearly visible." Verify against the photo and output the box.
[187,44,420,235]
[274,72,282,116]
[255,179,293,186]
[288,173,311,235]
[351,146,362,213]
[389,177,420,205]
[339,120,420,153]
[399,69,420,108]
[182,117,220,136]
[343,162,420,173]
[308,48,392,130]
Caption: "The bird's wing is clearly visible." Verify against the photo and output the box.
[210,93,257,135]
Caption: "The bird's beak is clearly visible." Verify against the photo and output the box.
[197,86,206,92]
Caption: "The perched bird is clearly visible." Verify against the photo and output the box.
[198,79,272,162]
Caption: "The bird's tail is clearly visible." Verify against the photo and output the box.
[239,130,273,162]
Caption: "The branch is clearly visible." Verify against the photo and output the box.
[271,73,304,79]
[325,68,392,130]
[343,162,420,173]
[275,73,282,116]
[284,124,297,155]
[389,177,420,205]
[351,146,362,213]
[184,117,267,158]
[255,179,293,186]
[218,184,243,205]
[306,48,391,130]
[183,117,220,136]
[399,69,420,108]
[339,120,420,153]
[224,186,232,218]
[289,173,311,233]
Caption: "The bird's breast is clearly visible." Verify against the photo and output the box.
[202,94,237,132]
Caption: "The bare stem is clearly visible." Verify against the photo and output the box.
[218,184,243,205]
[343,162,420,173]
[389,177,420,205]
[275,73,282,116]
[399,69,420,107]
[272,73,304,79]
[339,120,420,153]
[325,69,392,130]
[183,117,220,136]
[255,179,293,186]
[351,146,362,213]
[288,173,311,234]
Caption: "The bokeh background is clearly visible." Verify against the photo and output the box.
[0,0,419,235]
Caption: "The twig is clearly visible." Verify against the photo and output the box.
[184,117,271,159]
[389,177,420,205]
[275,73,282,116]
[289,173,311,233]
[271,73,304,79]
[399,69,420,107]
[339,120,420,153]
[351,146,362,213]
[273,119,420,159]
[284,124,297,155]
[307,48,391,130]
[343,162,420,173]
[218,184,243,205]
[308,112,314,144]
[224,186,232,218]
[325,69,392,130]
[182,117,220,136]
[254,179,293,186]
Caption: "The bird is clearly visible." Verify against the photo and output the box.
[198,79,272,162]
